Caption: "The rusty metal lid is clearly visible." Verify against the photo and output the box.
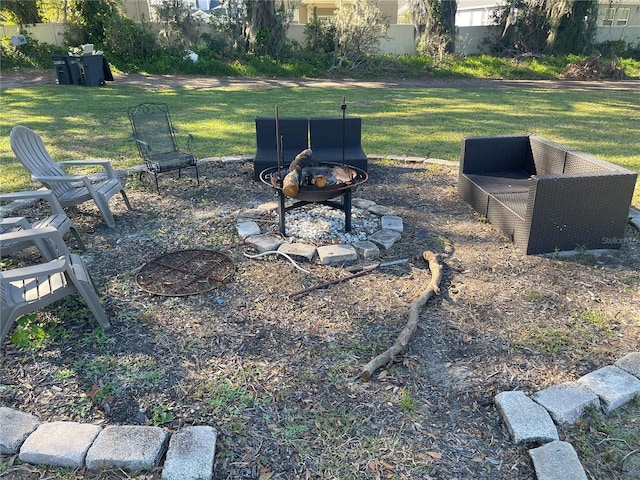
[135,249,235,296]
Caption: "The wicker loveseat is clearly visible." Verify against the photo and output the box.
[457,134,637,254]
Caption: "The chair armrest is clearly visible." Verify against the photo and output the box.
[0,226,71,256]
[31,174,89,185]
[0,257,67,282]
[57,160,116,179]
[529,172,637,209]
[0,190,65,216]
[0,190,52,203]
[524,172,637,252]
[1,217,32,233]
[186,133,195,153]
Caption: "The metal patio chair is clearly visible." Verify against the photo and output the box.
[1,227,110,347]
[0,190,86,260]
[127,102,199,191]
[9,125,132,229]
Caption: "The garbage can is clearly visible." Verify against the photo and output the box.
[66,56,83,85]
[52,55,72,85]
[51,55,83,85]
[78,54,106,87]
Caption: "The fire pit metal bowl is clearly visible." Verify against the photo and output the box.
[259,163,368,202]
[259,163,369,236]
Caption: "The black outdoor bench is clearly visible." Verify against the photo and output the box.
[253,116,367,181]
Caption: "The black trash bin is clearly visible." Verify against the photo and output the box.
[52,55,72,85]
[78,54,106,87]
[51,55,83,85]
[66,56,83,85]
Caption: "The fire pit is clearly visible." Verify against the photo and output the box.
[260,163,368,236]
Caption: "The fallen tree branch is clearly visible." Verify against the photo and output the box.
[359,251,442,382]
[290,259,409,299]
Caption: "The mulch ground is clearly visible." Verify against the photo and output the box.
[1,157,639,479]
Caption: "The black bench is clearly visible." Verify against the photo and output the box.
[253,116,367,181]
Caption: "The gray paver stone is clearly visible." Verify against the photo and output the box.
[278,242,317,262]
[0,407,40,454]
[532,382,601,426]
[368,205,397,216]
[494,391,559,444]
[351,240,380,259]
[85,425,169,472]
[368,229,402,250]
[236,220,261,238]
[352,198,377,209]
[245,234,285,253]
[381,215,403,233]
[317,244,358,265]
[576,365,640,413]
[220,155,248,163]
[529,441,588,480]
[615,352,640,378]
[19,421,101,468]
[162,426,218,480]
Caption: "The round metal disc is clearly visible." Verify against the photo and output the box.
[135,249,235,297]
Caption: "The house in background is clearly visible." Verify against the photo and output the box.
[2,0,638,56]
[293,0,399,24]
[286,0,418,55]
[455,0,640,54]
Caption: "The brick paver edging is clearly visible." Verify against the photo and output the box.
[0,412,218,480]
[494,352,640,480]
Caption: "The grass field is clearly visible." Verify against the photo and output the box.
[1,78,639,205]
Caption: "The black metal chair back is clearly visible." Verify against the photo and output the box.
[127,103,199,191]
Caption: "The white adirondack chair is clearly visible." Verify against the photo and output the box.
[0,189,86,260]
[9,125,132,228]
[0,227,110,347]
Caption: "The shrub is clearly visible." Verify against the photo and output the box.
[0,35,64,70]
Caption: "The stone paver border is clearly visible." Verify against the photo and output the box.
[495,352,640,480]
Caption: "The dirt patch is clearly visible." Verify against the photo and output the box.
[1,159,639,479]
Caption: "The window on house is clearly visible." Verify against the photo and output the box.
[602,7,615,26]
[616,8,630,26]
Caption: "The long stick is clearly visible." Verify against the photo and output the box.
[289,258,409,299]
[275,105,282,181]
[341,96,346,164]
[289,268,374,299]
[359,251,442,381]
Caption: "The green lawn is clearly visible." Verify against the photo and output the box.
[1,80,639,206]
